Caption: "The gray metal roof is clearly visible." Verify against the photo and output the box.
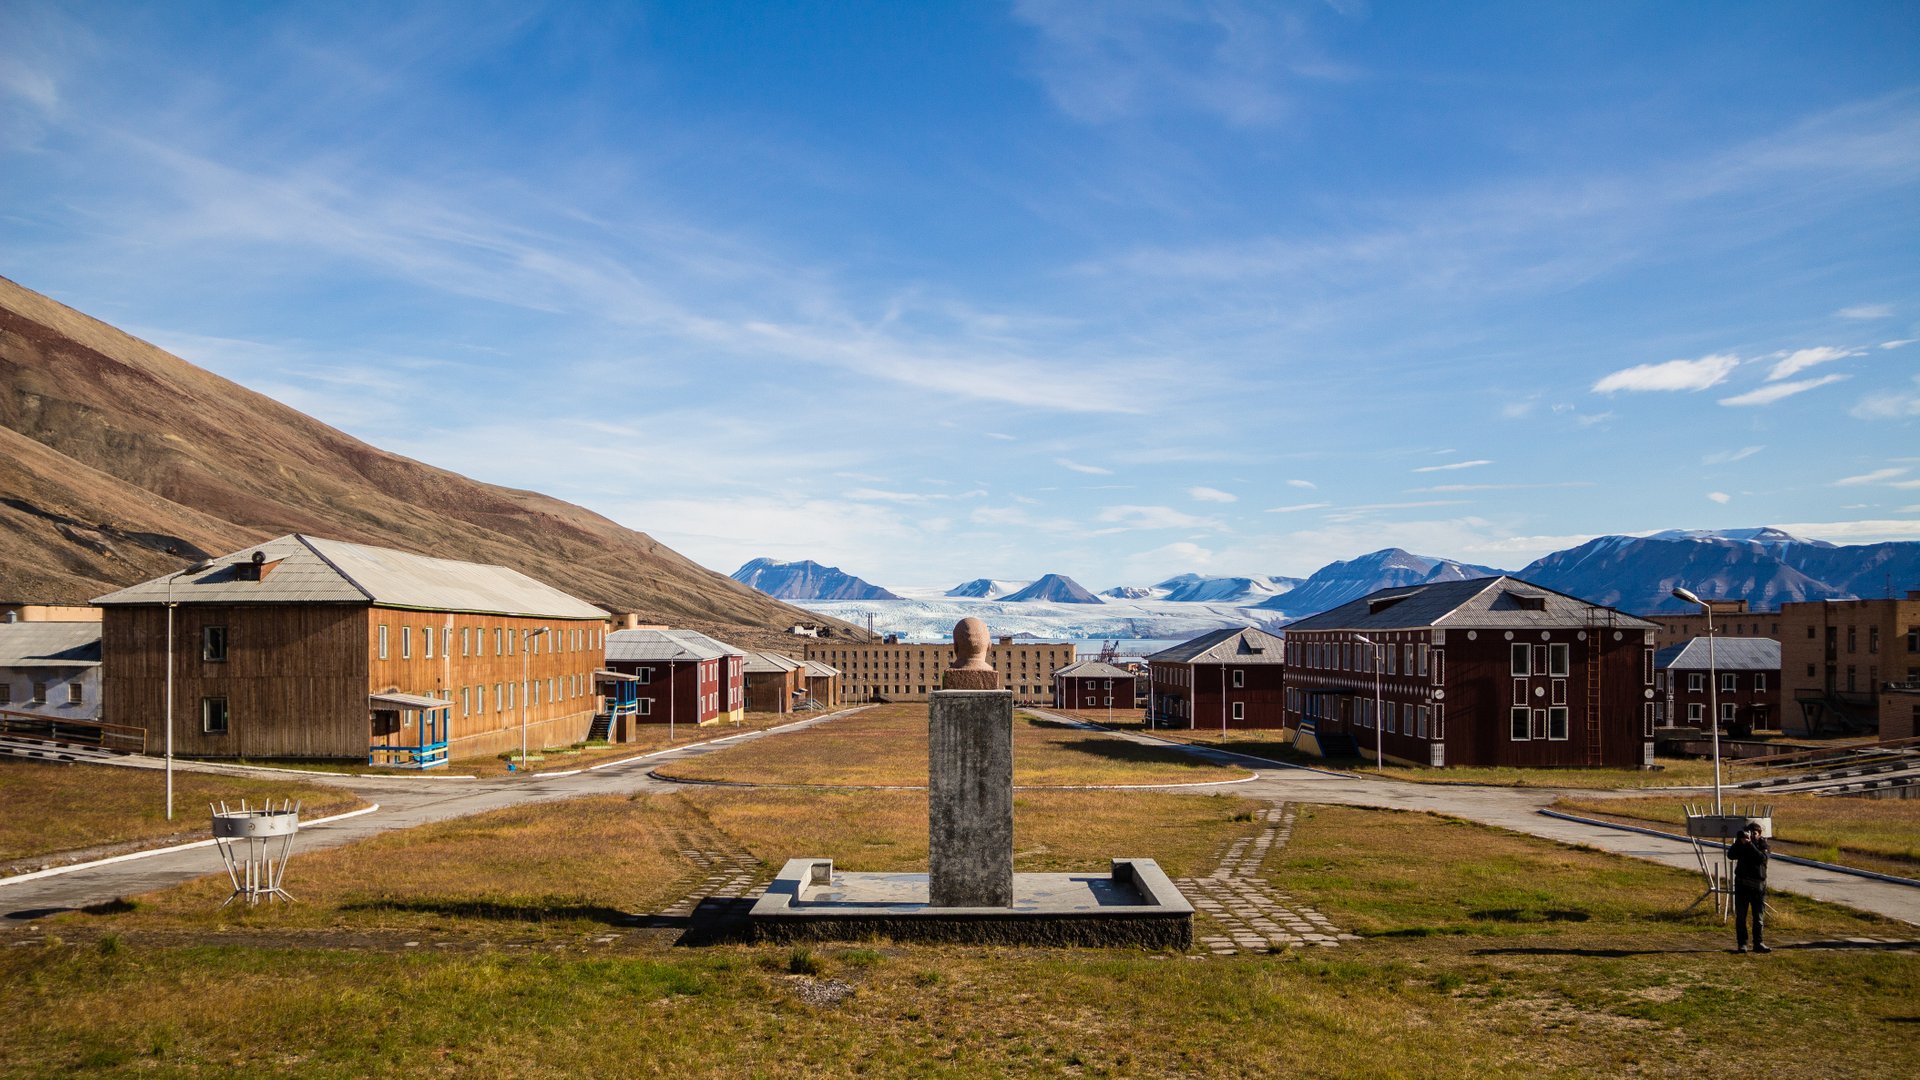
[371,691,451,711]
[0,622,102,667]
[743,650,804,674]
[606,628,743,663]
[91,534,607,620]
[1654,637,1780,671]
[1280,575,1659,634]
[801,660,840,678]
[1146,627,1287,665]
[1054,660,1135,679]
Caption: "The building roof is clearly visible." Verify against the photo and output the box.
[1280,576,1659,634]
[1654,637,1781,671]
[92,534,608,620]
[0,621,102,667]
[606,628,743,663]
[801,660,840,678]
[1054,659,1135,679]
[743,651,804,674]
[1147,627,1287,665]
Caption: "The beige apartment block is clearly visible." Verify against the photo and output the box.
[1778,593,1920,734]
[803,639,1075,704]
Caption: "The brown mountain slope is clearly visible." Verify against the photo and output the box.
[0,275,861,645]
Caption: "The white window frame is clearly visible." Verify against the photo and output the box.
[1510,643,1530,676]
[1510,706,1531,741]
[1548,643,1569,677]
[1232,669,1245,689]
[378,625,389,661]
[1231,702,1244,721]
[1547,706,1569,741]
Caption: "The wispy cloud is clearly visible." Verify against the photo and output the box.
[1836,303,1892,319]
[1851,374,1920,420]
[1834,467,1908,486]
[1055,457,1113,475]
[1592,353,1740,393]
[1767,345,1855,381]
[1707,491,1732,504]
[986,432,1018,441]
[1882,339,1918,350]
[1286,479,1317,489]
[1264,501,1332,513]
[1718,373,1847,407]
[1410,482,1595,493]
[1411,459,1493,473]
[1703,445,1764,465]
[1187,486,1237,503]
[1094,504,1221,530]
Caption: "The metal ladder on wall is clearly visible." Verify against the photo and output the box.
[1585,606,1610,766]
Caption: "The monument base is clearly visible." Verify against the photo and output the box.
[747,857,1193,948]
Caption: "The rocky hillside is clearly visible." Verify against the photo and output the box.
[0,276,861,643]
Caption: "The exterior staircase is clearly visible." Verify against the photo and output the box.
[586,713,613,742]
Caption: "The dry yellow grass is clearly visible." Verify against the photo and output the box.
[1555,791,1920,875]
[0,760,364,866]
[657,702,1249,787]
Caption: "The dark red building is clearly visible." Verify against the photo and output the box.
[604,628,746,730]
[1052,660,1135,711]
[1147,628,1287,730]
[1654,637,1780,736]
[1283,576,1659,768]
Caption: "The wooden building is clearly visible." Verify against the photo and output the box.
[603,628,745,729]
[1653,637,1780,736]
[801,660,842,708]
[1052,659,1134,712]
[1283,576,1658,768]
[802,639,1075,704]
[93,534,610,765]
[1146,628,1287,730]
[743,650,806,714]
[0,621,102,722]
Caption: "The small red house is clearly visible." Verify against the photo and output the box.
[1654,637,1780,736]
[1147,628,1288,730]
[1052,659,1134,711]
[604,628,745,730]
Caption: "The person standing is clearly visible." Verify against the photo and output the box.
[1727,821,1771,953]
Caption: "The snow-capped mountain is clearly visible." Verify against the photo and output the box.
[1102,585,1154,600]
[730,558,900,601]
[1152,573,1303,604]
[946,578,1029,599]
[1253,549,1501,618]
[1518,529,1917,614]
[1001,573,1104,604]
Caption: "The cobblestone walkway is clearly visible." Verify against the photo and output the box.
[1178,804,1360,954]
[653,818,765,919]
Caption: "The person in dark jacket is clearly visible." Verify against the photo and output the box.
[1727,822,1771,953]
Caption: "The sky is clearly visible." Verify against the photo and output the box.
[3,1,1917,592]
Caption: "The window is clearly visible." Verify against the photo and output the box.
[0,684,9,705]
[31,681,47,704]
[378,625,389,660]
[1687,673,1705,693]
[1688,703,1704,723]
[1432,650,1444,685]
[462,687,471,717]
[1417,644,1429,676]
[1510,707,1531,740]
[424,628,434,659]
[462,628,471,657]
[1720,673,1737,692]
[637,699,652,716]
[1548,643,1569,677]
[401,626,412,660]
[1431,703,1444,741]
[1404,645,1416,674]
[1909,626,1920,652]
[1533,708,1548,740]
[1848,626,1857,653]
[202,625,228,662]
[1385,702,1397,734]
[494,628,503,656]
[201,696,229,734]
[1511,643,1530,676]
[636,667,653,684]
[1232,702,1244,721]
[1416,705,1429,739]
[493,684,502,711]
[1548,706,1569,740]
[1721,702,1737,724]
[68,683,83,705]
[1387,647,1399,676]
[1232,669,1245,688]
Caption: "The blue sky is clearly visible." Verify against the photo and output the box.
[3,1,1916,591]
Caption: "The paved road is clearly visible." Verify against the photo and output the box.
[7,705,1916,928]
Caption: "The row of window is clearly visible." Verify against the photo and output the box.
[1674,672,1767,693]
[457,674,591,718]
[375,622,605,662]
[0,681,86,706]
[1289,638,1433,679]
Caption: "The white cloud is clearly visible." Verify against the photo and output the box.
[1264,502,1332,513]
[1054,457,1113,475]
[1767,345,1855,381]
[1836,304,1893,319]
[986,431,1018,441]
[1094,504,1221,530]
[845,488,987,504]
[1851,375,1920,419]
[1411,459,1493,473]
[1187,486,1237,503]
[1881,339,1918,350]
[1574,411,1614,428]
[1286,479,1317,489]
[1592,353,1740,393]
[1772,519,1920,544]
[1410,482,1594,493]
[1703,445,1764,465]
[1707,491,1732,504]
[1834,467,1909,486]
[1718,374,1847,407]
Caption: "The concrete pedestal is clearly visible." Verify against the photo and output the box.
[929,689,1013,908]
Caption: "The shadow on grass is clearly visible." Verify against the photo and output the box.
[1468,908,1591,923]
[1047,737,1241,769]
[1470,945,1722,957]
[337,897,641,926]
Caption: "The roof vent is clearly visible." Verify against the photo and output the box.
[233,551,281,582]
[1508,592,1547,610]
[1368,595,1407,614]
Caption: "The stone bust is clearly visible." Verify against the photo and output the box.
[944,617,998,690]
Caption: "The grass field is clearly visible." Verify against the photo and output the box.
[6,789,1913,1076]
[655,703,1252,787]
[1555,792,1920,877]
[0,760,365,867]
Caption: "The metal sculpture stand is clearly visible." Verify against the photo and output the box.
[211,799,301,907]
[1682,802,1771,919]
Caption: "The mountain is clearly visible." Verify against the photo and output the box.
[1518,530,1915,614]
[1101,585,1154,600]
[1152,573,1303,604]
[1000,573,1104,604]
[1254,549,1501,617]
[731,558,899,601]
[947,578,1029,599]
[0,276,861,645]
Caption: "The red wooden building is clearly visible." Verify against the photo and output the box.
[1283,576,1658,768]
[1147,628,1287,730]
[1052,659,1134,711]
[603,628,745,730]
[1654,637,1780,736]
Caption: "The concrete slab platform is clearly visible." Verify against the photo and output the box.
[749,857,1193,948]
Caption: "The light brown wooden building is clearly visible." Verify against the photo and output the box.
[94,534,609,765]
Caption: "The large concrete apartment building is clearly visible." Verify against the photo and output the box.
[802,639,1075,703]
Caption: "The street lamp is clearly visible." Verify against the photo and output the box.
[1353,634,1386,775]
[520,626,550,771]
[162,560,211,821]
[1672,587,1722,815]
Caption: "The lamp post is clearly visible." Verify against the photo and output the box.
[1672,587,1722,815]
[1354,634,1385,775]
[520,626,549,771]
